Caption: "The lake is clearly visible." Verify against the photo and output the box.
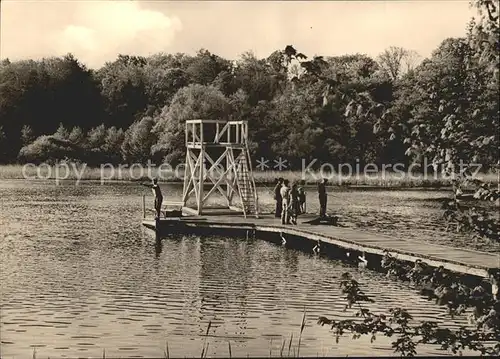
[0,180,478,357]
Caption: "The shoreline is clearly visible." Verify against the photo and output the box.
[0,165,498,189]
[0,177,461,191]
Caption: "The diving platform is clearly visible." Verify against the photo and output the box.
[180,119,259,218]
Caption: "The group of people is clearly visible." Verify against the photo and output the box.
[144,175,329,222]
[273,178,329,225]
[273,178,306,225]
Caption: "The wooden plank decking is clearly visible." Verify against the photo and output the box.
[142,211,499,278]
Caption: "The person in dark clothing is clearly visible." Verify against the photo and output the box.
[142,178,163,219]
[318,178,328,217]
[289,182,300,225]
[298,180,306,214]
[274,177,284,218]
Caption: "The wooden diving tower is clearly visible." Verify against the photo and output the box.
[181,119,259,218]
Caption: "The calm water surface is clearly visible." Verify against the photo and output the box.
[0,180,473,357]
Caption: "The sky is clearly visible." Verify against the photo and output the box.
[0,0,477,69]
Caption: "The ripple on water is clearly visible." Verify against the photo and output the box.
[0,181,481,358]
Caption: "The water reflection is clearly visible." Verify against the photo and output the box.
[282,247,300,275]
[154,237,163,258]
[0,180,475,358]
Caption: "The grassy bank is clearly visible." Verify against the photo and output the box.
[0,164,498,188]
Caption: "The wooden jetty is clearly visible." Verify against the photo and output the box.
[142,210,499,279]
[142,118,498,280]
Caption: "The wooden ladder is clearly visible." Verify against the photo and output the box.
[236,151,259,218]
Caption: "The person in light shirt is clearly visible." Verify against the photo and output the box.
[280,179,291,225]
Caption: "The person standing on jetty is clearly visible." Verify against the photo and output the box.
[298,180,306,214]
[318,178,328,217]
[274,178,284,218]
[280,179,291,224]
[142,178,163,219]
[289,182,299,225]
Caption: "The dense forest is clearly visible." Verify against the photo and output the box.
[0,1,498,173]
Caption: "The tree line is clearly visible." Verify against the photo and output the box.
[0,1,497,173]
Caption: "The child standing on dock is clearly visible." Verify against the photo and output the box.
[142,178,163,219]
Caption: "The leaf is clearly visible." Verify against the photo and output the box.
[322,96,328,107]
[438,104,444,113]
[445,150,451,162]
[381,109,391,120]
[345,101,355,117]
[483,136,494,145]
[356,104,363,116]
[390,133,396,141]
